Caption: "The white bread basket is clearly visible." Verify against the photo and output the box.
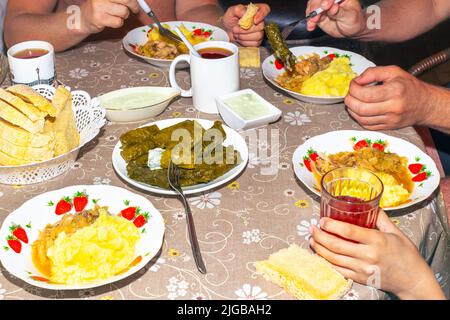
[0,85,106,185]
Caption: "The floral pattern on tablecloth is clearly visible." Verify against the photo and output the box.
[0,41,448,300]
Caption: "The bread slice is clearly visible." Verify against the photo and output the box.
[0,137,54,162]
[0,88,46,122]
[0,118,54,148]
[44,86,80,156]
[7,85,56,117]
[0,99,44,133]
[254,244,352,300]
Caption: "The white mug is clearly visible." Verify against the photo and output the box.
[169,41,239,114]
[7,41,56,86]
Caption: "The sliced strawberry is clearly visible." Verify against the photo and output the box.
[353,139,371,151]
[307,149,319,162]
[73,191,88,212]
[121,207,139,221]
[274,59,284,70]
[55,197,72,215]
[133,212,149,228]
[7,236,21,253]
[408,163,424,174]
[10,224,28,244]
[303,157,312,172]
[412,171,431,182]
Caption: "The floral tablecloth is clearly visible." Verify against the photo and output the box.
[0,40,449,300]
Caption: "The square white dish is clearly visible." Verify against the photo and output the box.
[216,89,282,130]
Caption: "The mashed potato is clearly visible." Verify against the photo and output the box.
[47,209,140,285]
[300,57,356,97]
[376,172,411,208]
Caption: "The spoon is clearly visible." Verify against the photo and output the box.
[173,27,201,58]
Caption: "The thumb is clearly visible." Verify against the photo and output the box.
[229,4,247,19]
[353,66,397,86]
[376,210,402,235]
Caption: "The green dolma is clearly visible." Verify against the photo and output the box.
[120,125,159,146]
[122,120,242,189]
[265,22,297,74]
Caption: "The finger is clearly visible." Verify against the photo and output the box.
[348,79,396,103]
[102,15,125,28]
[347,109,391,127]
[354,66,401,85]
[232,22,265,34]
[320,217,378,244]
[234,31,264,42]
[106,3,130,19]
[310,236,365,271]
[332,265,360,281]
[111,0,139,14]
[311,225,368,259]
[253,4,271,24]
[344,94,390,117]
[237,39,262,47]
[229,4,247,19]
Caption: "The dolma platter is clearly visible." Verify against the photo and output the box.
[112,118,249,195]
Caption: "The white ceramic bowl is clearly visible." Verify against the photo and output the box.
[98,86,180,122]
[216,89,282,131]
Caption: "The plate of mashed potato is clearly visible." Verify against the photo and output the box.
[292,130,440,211]
[0,185,165,290]
[262,46,376,104]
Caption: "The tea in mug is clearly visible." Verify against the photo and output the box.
[13,49,49,59]
[198,47,233,59]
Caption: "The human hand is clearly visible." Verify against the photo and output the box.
[345,66,431,131]
[309,210,446,299]
[80,0,140,34]
[306,0,367,38]
[222,3,270,47]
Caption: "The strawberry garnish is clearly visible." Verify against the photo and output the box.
[274,59,284,70]
[121,206,139,221]
[307,149,319,162]
[408,163,425,175]
[193,28,202,36]
[353,139,371,151]
[303,157,312,172]
[55,197,72,215]
[10,224,28,244]
[133,212,149,228]
[73,191,88,212]
[412,171,431,182]
[203,31,211,37]
[372,140,386,152]
[327,53,336,60]
[6,236,21,253]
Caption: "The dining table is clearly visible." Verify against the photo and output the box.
[0,39,449,300]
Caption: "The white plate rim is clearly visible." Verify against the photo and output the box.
[112,118,249,196]
[292,130,441,211]
[0,185,165,290]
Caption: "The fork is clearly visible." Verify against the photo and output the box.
[136,0,182,43]
[281,0,344,39]
[168,160,207,274]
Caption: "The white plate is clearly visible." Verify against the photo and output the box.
[123,21,230,68]
[0,185,165,290]
[113,118,249,196]
[262,46,376,104]
[292,130,440,210]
